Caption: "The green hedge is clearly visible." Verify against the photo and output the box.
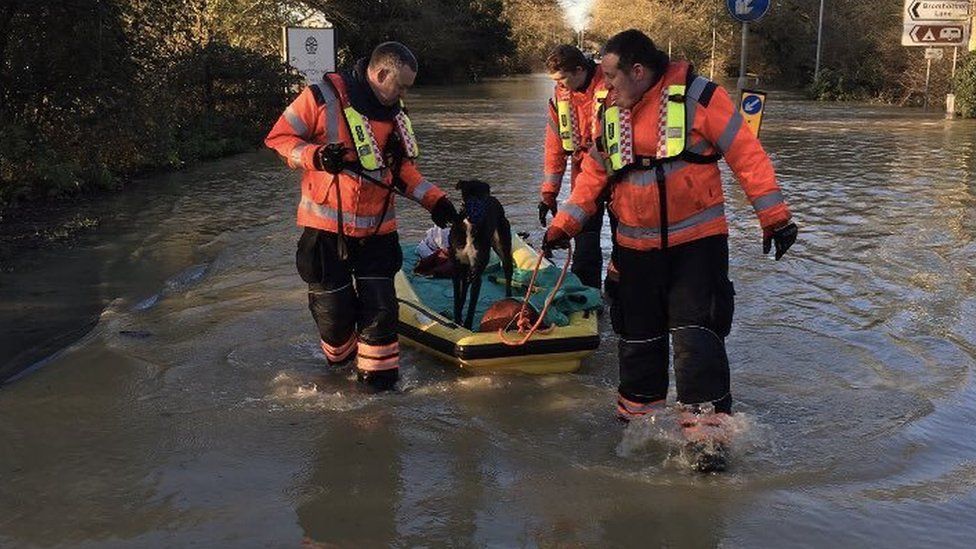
[955,54,976,118]
[0,3,298,209]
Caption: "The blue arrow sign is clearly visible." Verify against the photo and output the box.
[741,94,763,115]
[727,0,771,23]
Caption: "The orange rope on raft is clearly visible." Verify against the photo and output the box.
[497,242,573,347]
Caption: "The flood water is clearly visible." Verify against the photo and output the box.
[2,75,976,547]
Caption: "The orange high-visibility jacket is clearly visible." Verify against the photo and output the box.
[551,61,791,251]
[265,73,446,237]
[540,64,607,198]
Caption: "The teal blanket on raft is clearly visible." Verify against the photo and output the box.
[400,244,602,330]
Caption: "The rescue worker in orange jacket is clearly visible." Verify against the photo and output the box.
[543,30,797,436]
[266,42,457,391]
[538,45,612,292]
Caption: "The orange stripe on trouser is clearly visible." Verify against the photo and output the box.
[357,340,400,372]
[616,394,665,421]
[321,332,357,363]
[679,410,731,444]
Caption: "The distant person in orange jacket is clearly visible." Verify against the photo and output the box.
[543,29,797,465]
[266,42,457,391]
[537,44,614,293]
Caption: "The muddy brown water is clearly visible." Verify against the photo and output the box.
[2,75,976,547]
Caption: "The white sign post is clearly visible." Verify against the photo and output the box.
[282,27,336,85]
[902,1,971,115]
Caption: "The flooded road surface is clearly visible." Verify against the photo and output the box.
[2,75,976,547]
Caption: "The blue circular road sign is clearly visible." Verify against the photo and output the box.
[726,0,771,23]
[741,94,764,115]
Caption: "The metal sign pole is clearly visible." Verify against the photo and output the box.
[815,0,826,81]
[710,24,717,80]
[948,45,959,118]
[924,55,932,110]
[738,22,749,92]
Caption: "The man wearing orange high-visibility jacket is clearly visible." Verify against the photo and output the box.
[266,42,457,392]
[538,45,613,293]
[543,30,797,464]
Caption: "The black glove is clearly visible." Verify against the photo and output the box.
[313,143,347,175]
[430,197,458,228]
[542,226,570,252]
[763,222,798,260]
[538,192,558,227]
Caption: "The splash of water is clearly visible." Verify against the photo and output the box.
[267,371,368,412]
[615,406,765,471]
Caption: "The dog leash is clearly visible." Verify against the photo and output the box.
[497,241,573,346]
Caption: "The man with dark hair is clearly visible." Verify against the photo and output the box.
[370,41,418,73]
[537,44,610,293]
[266,41,457,392]
[543,29,798,471]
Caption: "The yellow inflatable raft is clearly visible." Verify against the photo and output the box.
[395,235,600,374]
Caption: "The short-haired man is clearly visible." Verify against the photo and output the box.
[266,42,457,391]
[537,44,609,292]
[544,30,797,470]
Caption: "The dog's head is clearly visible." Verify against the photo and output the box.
[456,179,491,200]
[455,180,493,225]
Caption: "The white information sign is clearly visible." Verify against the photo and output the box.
[905,1,970,21]
[902,1,971,46]
[925,47,945,59]
[283,27,336,84]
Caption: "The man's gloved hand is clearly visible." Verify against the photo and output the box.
[430,197,458,228]
[313,143,347,175]
[542,226,570,252]
[763,222,798,260]
[538,192,558,227]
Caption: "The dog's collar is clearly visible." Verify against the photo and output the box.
[462,198,488,224]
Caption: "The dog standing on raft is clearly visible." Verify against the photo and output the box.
[450,180,514,329]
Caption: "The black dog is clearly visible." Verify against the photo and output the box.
[450,180,513,329]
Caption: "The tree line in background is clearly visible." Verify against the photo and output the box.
[586,0,974,112]
[2,0,974,209]
[0,0,570,208]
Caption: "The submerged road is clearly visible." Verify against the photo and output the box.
[1,75,976,546]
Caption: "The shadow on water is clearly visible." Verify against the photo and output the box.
[1,76,976,545]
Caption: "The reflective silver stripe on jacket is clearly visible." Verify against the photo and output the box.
[684,76,710,130]
[284,107,309,138]
[752,191,784,213]
[562,202,589,226]
[341,167,389,182]
[410,178,434,202]
[290,143,312,166]
[619,140,718,186]
[687,76,709,103]
[543,172,563,185]
[716,112,744,153]
[616,204,725,239]
[589,143,604,165]
[311,82,341,144]
[299,197,397,229]
[547,117,559,134]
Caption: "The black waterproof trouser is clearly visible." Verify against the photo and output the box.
[296,228,403,387]
[572,201,606,290]
[610,235,735,413]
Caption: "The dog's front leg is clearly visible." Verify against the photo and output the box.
[454,264,469,325]
[465,271,483,330]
